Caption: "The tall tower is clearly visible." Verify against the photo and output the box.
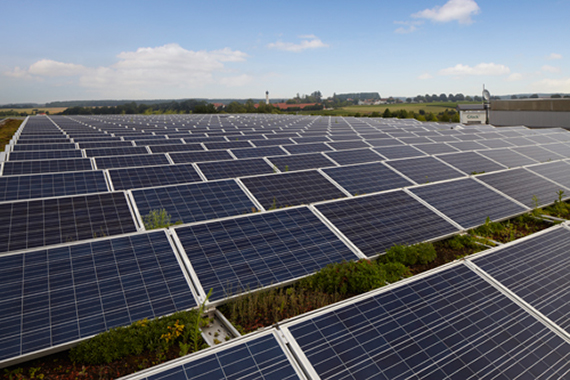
[265,91,269,105]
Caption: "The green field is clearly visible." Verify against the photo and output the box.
[0,107,67,115]
[341,102,475,115]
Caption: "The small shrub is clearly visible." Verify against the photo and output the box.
[379,262,411,283]
[379,242,437,266]
[143,209,182,230]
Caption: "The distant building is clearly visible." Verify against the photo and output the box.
[490,99,570,129]
[457,104,487,124]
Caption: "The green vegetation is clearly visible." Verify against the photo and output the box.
[0,119,22,150]
[143,209,182,230]
[378,242,437,266]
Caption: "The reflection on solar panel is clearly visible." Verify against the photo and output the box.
[412,143,459,155]
[476,139,515,149]
[315,190,458,256]
[324,149,384,166]
[0,171,108,202]
[0,192,138,254]
[503,136,534,146]
[174,207,357,301]
[436,152,505,174]
[94,154,170,169]
[241,171,346,209]
[132,180,257,226]
[384,156,465,184]
[511,146,564,162]
[2,158,93,176]
[373,145,426,160]
[477,168,567,207]
[323,162,412,195]
[8,150,83,161]
[0,231,197,363]
[477,148,537,168]
[285,264,570,379]
[230,146,287,159]
[282,143,333,155]
[108,164,202,191]
[169,150,233,164]
[473,227,570,333]
[410,178,527,229]
[427,135,460,143]
[526,161,570,189]
[266,153,336,172]
[197,158,273,180]
[446,141,488,151]
[541,143,570,158]
[131,332,301,380]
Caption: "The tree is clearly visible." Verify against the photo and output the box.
[530,94,539,98]
[226,101,246,113]
[406,98,412,103]
[383,108,392,118]
[551,94,562,98]
[245,99,256,113]
[439,93,448,102]
[448,94,455,102]
[455,93,465,101]
[511,95,518,99]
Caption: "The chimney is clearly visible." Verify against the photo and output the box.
[265,91,269,105]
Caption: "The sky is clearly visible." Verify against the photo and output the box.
[1,0,569,104]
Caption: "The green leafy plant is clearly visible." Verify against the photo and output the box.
[143,209,182,230]
[379,242,437,266]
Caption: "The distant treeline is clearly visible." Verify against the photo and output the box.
[333,92,381,101]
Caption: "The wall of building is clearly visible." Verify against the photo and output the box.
[489,99,570,129]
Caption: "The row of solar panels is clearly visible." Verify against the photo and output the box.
[116,224,570,380]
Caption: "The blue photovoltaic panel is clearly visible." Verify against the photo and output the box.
[324,148,384,166]
[251,138,294,147]
[446,141,488,151]
[412,143,460,155]
[541,143,570,158]
[323,162,413,195]
[285,264,570,380]
[140,333,300,380]
[315,190,459,256]
[0,171,109,202]
[476,139,516,149]
[503,136,534,146]
[282,142,333,155]
[94,154,170,169]
[84,146,150,157]
[197,158,273,180]
[266,153,336,171]
[147,144,205,153]
[12,143,76,151]
[169,150,233,164]
[108,164,202,191]
[326,140,370,150]
[0,192,138,254]
[384,156,466,184]
[526,161,570,189]
[477,168,568,207]
[132,180,257,226]
[8,150,83,161]
[398,136,434,145]
[511,146,565,163]
[230,146,287,159]
[436,151,505,175]
[477,148,537,168]
[203,141,252,150]
[365,138,405,147]
[174,207,357,301]
[78,141,134,149]
[0,231,197,363]
[373,145,426,160]
[409,178,528,229]
[241,170,347,209]
[473,227,570,333]
[2,158,93,176]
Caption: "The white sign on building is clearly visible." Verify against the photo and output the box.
[460,110,486,124]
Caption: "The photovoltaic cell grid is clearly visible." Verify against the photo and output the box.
[473,227,570,333]
[281,143,333,155]
[8,150,84,161]
[139,333,300,380]
[511,146,565,163]
[324,149,384,166]
[323,162,413,195]
[241,170,347,209]
[174,207,357,301]
[373,145,426,159]
[436,152,505,175]
[315,190,459,256]
[526,161,570,189]
[0,171,109,202]
[197,158,273,180]
[169,150,234,164]
[265,153,335,172]
[285,264,570,380]
[230,146,287,159]
[108,164,202,191]
[409,178,528,229]
[412,143,459,155]
[384,156,466,184]
[477,149,537,168]
[0,231,197,363]
[94,154,170,169]
[0,192,138,254]
[132,180,257,226]
[2,158,93,176]
[477,168,568,208]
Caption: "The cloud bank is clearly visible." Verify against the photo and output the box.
[412,0,481,24]
[267,35,328,52]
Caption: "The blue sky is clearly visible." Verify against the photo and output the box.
[1,0,569,103]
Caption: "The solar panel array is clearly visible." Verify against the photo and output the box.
[3,114,570,374]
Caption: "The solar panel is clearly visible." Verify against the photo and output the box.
[8,150,83,161]
[315,190,459,256]
[0,192,138,254]
[472,227,570,333]
[169,150,234,164]
[511,146,565,163]
[503,136,535,146]
[12,143,76,151]
[540,143,570,158]
[108,164,202,191]
[477,148,537,168]
[131,180,258,226]
[130,331,302,380]
[173,206,358,301]
[410,178,528,229]
[365,138,405,147]
[398,136,434,145]
[477,168,568,208]
[526,161,570,189]
[373,145,426,160]
[282,143,333,155]
[0,171,109,202]
[284,263,570,380]
[326,140,370,150]
[230,146,287,159]
[323,162,413,195]
[436,151,505,175]
[251,138,294,147]
[203,141,253,150]
[241,170,347,209]
[427,135,461,143]
[94,154,170,169]
[78,141,134,149]
[84,146,150,157]
[197,158,273,180]
[324,148,384,166]
[265,153,336,172]
[384,156,466,184]
[412,143,460,155]
[147,143,205,153]
[473,139,516,149]
[1,158,93,176]
[445,141,488,151]
[0,230,197,364]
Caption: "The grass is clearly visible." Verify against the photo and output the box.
[0,118,23,150]
[341,101,477,115]
[0,107,67,115]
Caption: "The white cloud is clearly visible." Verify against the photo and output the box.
[418,73,433,80]
[267,35,328,52]
[439,63,510,76]
[533,78,570,92]
[394,21,423,34]
[219,74,253,87]
[547,53,562,60]
[506,73,523,82]
[542,65,561,73]
[3,44,250,95]
[412,0,480,24]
